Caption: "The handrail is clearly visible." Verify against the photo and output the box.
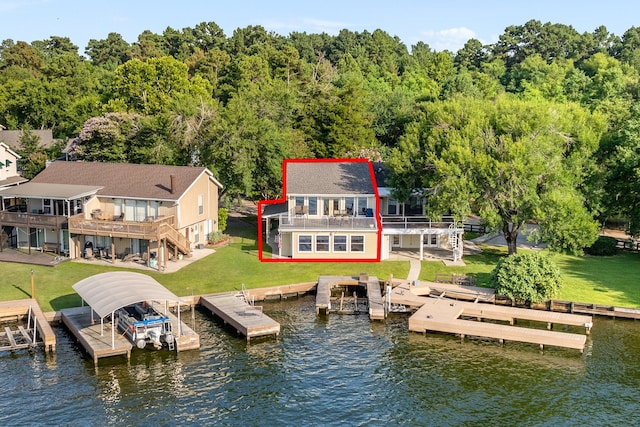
[0,211,68,228]
[67,213,191,255]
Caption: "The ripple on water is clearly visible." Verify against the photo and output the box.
[1,296,639,426]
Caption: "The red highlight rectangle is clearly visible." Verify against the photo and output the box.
[258,158,381,262]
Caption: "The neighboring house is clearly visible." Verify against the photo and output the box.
[0,142,28,190]
[0,161,223,269]
[0,126,57,151]
[259,159,464,262]
[260,159,381,261]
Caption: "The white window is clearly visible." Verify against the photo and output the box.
[316,235,329,252]
[334,235,347,252]
[198,194,204,215]
[298,235,312,252]
[388,198,397,215]
[350,235,364,252]
[308,197,318,215]
[357,197,367,216]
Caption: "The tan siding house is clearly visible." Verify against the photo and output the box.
[0,161,222,269]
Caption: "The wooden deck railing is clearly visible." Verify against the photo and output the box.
[67,214,191,255]
[0,211,68,228]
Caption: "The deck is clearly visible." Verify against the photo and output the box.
[0,299,56,352]
[200,293,280,341]
[61,306,132,364]
[316,275,384,320]
[408,298,592,352]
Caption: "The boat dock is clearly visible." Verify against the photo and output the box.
[200,293,280,341]
[61,303,200,364]
[408,298,592,352]
[0,299,56,352]
[148,301,201,351]
[61,306,132,364]
[316,275,385,320]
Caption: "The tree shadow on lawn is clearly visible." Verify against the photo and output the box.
[50,294,83,311]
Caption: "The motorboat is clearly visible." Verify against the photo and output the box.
[116,302,175,350]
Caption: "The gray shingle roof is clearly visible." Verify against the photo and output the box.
[0,129,55,150]
[286,160,376,195]
[30,161,221,201]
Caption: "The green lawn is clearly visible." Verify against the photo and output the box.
[2,220,639,312]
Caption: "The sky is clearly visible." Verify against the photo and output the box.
[0,0,638,55]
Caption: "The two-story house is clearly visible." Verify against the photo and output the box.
[260,159,381,261]
[259,159,464,262]
[0,161,222,269]
[0,142,27,190]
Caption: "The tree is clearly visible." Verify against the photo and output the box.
[490,252,562,304]
[388,96,605,255]
[17,129,47,179]
[85,32,131,68]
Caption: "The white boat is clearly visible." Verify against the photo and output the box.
[116,302,175,350]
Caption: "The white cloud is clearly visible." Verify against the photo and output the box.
[419,27,478,52]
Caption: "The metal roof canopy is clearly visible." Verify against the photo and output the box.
[72,272,184,319]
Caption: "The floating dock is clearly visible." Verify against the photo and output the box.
[408,298,592,352]
[0,299,56,352]
[316,275,385,320]
[200,293,280,341]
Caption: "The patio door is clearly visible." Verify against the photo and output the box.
[125,200,147,221]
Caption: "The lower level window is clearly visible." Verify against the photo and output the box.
[298,235,312,252]
[350,235,364,252]
[316,235,329,252]
[334,235,347,252]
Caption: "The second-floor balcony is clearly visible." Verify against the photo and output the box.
[278,214,378,231]
[0,210,68,229]
[381,216,464,233]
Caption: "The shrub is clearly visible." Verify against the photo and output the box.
[208,231,227,244]
[584,236,618,256]
[489,252,561,304]
[218,207,228,232]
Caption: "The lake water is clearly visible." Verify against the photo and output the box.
[2,295,639,426]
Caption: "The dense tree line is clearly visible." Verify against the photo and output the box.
[2,19,640,250]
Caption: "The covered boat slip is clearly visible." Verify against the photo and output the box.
[62,272,199,364]
[200,292,280,341]
[0,299,56,352]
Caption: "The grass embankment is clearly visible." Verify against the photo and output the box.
[2,219,639,312]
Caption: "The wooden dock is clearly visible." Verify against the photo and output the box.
[0,299,56,352]
[316,275,384,320]
[149,301,200,351]
[200,293,280,341]
[61,303,200,363]
[408,298,592,352]
[366,281,385,320]
[61,306,132,364]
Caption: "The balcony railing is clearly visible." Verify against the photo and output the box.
[381,215,464,231]
[0,211,68,228]
[278,215,378,230]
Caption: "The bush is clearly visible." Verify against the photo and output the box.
[584,236,618,256]
[208,231,227,244]
[489,252,561,304]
